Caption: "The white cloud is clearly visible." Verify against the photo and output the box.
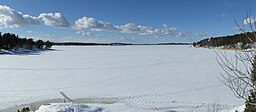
[73,17,118,31]
[0,6,70,28]
[38,13,71,28]
[117,23,177,37]
[76,31,91,36]
[244,17,256,25]
[0,5,40,28]
[74,17,177,37]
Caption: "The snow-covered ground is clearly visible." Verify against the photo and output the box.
[0,45,244,112]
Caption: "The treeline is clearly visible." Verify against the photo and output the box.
[53,42,191,46]
[193,32,256,49]
[53,42,131,46]
[0,32,52,50]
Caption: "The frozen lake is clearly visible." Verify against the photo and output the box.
[0,45,243,112]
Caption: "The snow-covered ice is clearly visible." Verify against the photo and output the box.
[0,45,244,112]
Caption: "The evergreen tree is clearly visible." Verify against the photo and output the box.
[0,32,52,50]
[45,41,52,49]
[35,40,44,49]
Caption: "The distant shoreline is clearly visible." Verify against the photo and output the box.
[53,42,192,46]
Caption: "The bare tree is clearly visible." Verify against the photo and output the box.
[216,13,256,109]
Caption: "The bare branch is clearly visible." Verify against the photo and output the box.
[217,11,256,105]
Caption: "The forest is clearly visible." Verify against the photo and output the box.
[0,32,52,50]
[193,32,256,49]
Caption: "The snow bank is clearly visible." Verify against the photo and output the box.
[35,103,104,112]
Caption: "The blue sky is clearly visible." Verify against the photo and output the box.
[0,0,255,43]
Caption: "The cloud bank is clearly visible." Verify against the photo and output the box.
[0,5,39,28]
[0,5,70,28]
[73,17,177,37]
[0,5,207,42]
[0,5,180,38]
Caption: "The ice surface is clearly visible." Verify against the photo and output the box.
[0,45,244,111]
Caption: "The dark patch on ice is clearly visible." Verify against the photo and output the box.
[92,107,104,112]
[0,49,57,55]
[79,104,89,108]
[164,110,177,112]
